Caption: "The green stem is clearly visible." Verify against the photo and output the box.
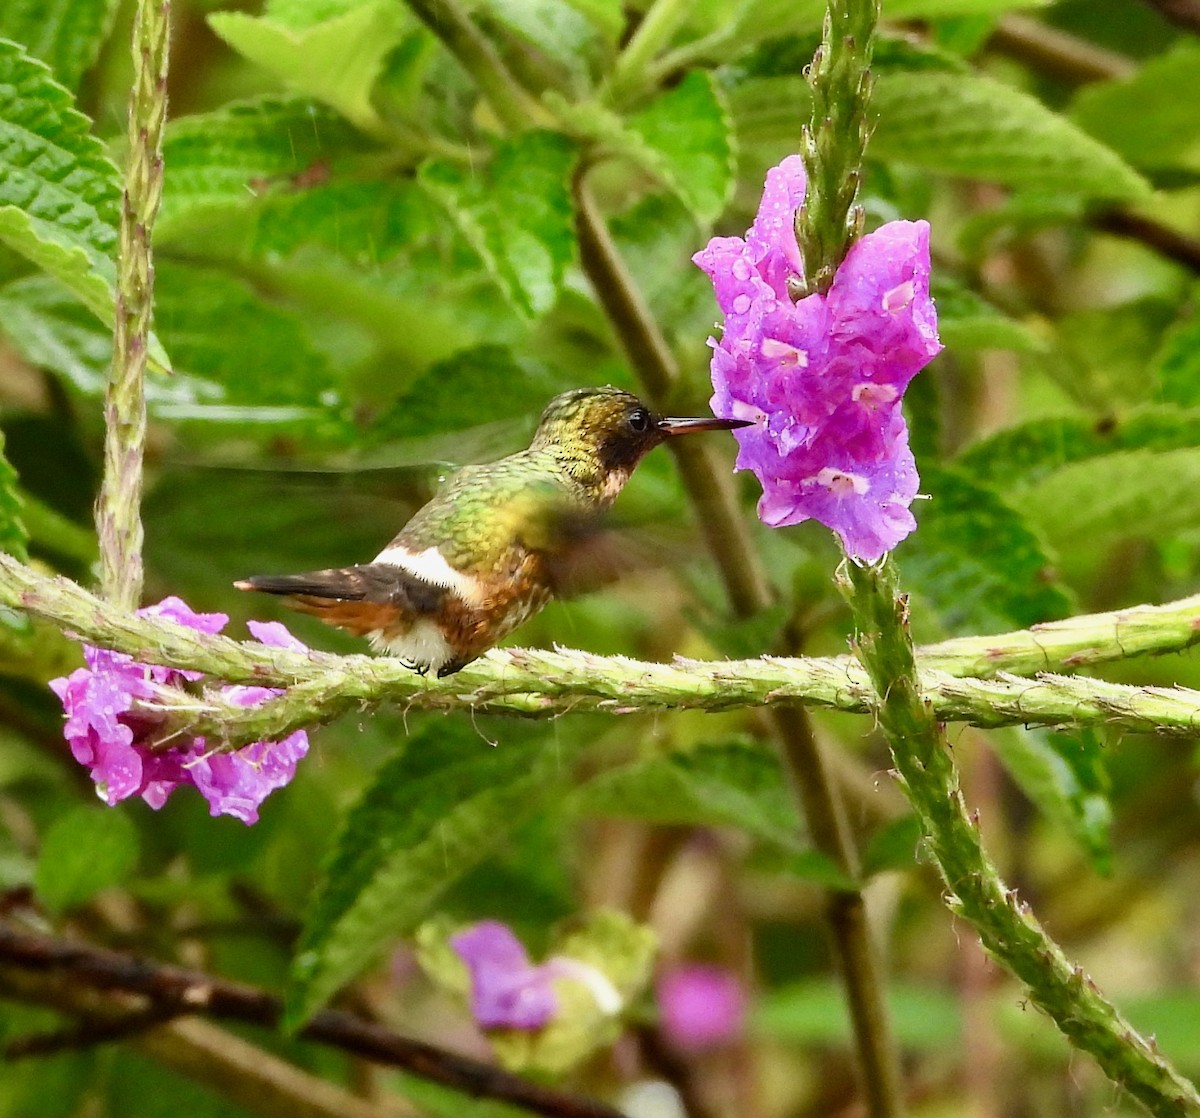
[844,558,1200,1117]
[605,0,692,106]
[97,0,170,610]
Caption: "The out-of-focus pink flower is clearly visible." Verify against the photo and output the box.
[49,598,308,825]
[450,920,623,1031]
[657,964,746,1052]
[693,155,941,562]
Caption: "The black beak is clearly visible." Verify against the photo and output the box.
[656,415,753,437]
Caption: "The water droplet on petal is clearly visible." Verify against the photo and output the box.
[732,294,751,315]
[731,258,751,281]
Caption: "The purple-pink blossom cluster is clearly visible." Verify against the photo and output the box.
[657,963,746,1052]
[693,155,942,562]
[50,597,308,825]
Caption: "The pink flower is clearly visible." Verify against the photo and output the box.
[49,599,308,825]
[693,156,941,562]
[657,964,746,1052]
[449,921,622,1031]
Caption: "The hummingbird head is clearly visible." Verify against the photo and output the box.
[531,387,751,480]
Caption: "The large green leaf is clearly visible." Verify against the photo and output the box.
[479,0,609,91]
[34,806,140,914]
[957,407,1200,489]
[1070,44,1200,173]
[897,466,1074,635]
[625,72,735,225]
[871,71,1149,199]
[1153,310,1200,407]
[571,739,804,850]
[0,40,121,324]
[208,0,407,134]
[158,97,374,238]
[992,727,1112,873]
[0,430,28,562]
[0,0,118,89]
[284,721,572,1027]
[419,130,577,319]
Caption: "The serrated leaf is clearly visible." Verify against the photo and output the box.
[871,70,1149,200]
[0,41,121,322]
[627,72,735,224]
[285,722,572,1027]
[1070,45,1200,173]
[0,0,119,89]
[993,728,1112,872]
[479,0,607,90]
[0,430,28,562]
[571,739,803,850]
[159,97,373,237]
[34,806,140,914]
[419,131,577,319]
[1021,446,1200,552]
[957,406,1200,489]
[897,465,1074,635]
[369,344,561,443]
[208,1,407,134]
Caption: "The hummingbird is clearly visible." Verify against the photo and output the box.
[235,386,749,677]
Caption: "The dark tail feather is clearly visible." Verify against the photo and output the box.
[235,568,373,601]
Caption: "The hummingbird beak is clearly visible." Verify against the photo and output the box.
[656,414,754,437]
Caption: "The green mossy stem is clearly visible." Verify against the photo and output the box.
[844,558,1200,1117]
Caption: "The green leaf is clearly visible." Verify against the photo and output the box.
[934,277,1047,355]
[626,72,735,224]
[0,0,119,89]
[478,0,608,90]
[862,814,924,877]
[208,0,407,133]
[992,728,1112,872]
[0,40,121,323]
[957,406,1200,489]
[897,465,1074,635]
[158,97,374,238]
[34,806,140,914]
[883,0,1049,15]
[419,130,577,318]
[754,979,962,1050]
[1153,309,1200,406]
[0,430,29,562]
[871,71,1150,199]
[1070,44,1200,173]
[571,739,803,850]
[285,721,572,1027]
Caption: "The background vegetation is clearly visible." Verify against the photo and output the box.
[3,0,1200,1115]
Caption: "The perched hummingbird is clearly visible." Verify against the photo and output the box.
[235,387,748,677]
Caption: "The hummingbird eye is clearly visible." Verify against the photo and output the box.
[628,408,652,434]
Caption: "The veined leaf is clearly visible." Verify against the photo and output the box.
[0,0,119,89]
[958,407,1200,489]
[159,97,373,237]
[571,739,804,850]
[208,0,407,134]
[479,0,608,90]
[0,40,121,324]
[897,466,1074,635]
[419,130,577,319]
[284,722,572,1027]
[626,72,735,225]
[992,727,1112,873]
[0,430,28,562]
[871,70,1150,200]
[1070,44,1200,173]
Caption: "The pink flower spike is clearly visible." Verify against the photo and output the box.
[694,157,941,561]
[657,964,746,1053]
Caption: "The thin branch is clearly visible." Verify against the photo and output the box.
[98,0,170,609]
[0,922,628,1118]
[1092,209,1200,276]
[988,13,1135,83]
[843,559,1200,1117]
[1138,0,1200,35]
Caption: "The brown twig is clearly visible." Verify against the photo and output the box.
[1092,209,1200,275]
[988,13,1135,84]
[0,922,628,1118]
[1138,0,1200,34]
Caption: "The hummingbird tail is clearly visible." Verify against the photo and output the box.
[235,565,447,637]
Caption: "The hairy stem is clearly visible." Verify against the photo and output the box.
[844,559,1200,1117]
[97,0,169,610]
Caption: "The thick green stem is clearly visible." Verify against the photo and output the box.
[97,0,169,610]
[844,559,1200,1117]
[605,0,692,106]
